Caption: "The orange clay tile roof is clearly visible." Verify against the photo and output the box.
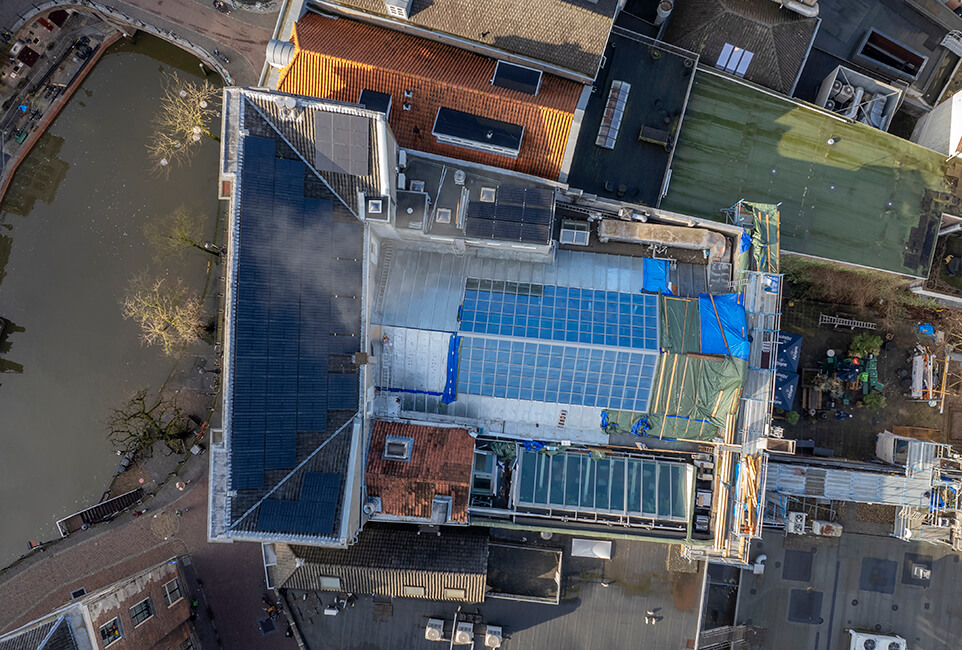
[278,12,582,180]
[365,421,475,523]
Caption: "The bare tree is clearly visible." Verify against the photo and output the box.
[122,274,205,356]
[107,388,190,455]
[144,207,220,261]
[146,72,220,174]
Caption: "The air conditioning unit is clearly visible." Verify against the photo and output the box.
[454,621,474,645]
[847,630,907,650]
[786,511,807,535]
[484,625,503,648]
[362,497,382,516]
[425,618,444,641]
[559,219,590,246]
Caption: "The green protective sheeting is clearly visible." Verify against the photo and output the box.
[645,353,747,441]
[659,295,701,354]
[749,202,780,273]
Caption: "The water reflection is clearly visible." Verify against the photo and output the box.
[0,316,24,377]
[1,134,70,216]
[0,34,220,567]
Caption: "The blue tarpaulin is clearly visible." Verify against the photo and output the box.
[776,332,803,373]
[739,231,752,253]
[441,334,460,404]
[919,323,935,338]
[698,293,750,360]
[773,370,799,410]
[642,258,670,294]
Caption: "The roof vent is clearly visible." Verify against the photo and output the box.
[436,208,452,224]
[384,0,413,19]
[404,88,413,98]
[295,558,306,568]
[265,39,295,69]
[362,496,382,516]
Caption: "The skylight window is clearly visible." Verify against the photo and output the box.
[383,435,414,461]
[433,107,524,158]
[492,61,542,95]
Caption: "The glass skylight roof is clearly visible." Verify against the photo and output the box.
[515,448,690,521]
[460,279,658,350]
[457,336,657,412]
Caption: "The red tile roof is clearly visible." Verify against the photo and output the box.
[366,421,475,523]
[278,13,582,179]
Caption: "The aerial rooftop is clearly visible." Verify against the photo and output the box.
[278,12,583,180]
[661,0,818,94]
[565,27,696,204]
[314,0,620,80]
[661,70,951,277]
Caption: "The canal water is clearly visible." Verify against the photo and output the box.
[0,35,220,567]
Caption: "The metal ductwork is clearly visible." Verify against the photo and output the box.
[266,39,296,69]
[597,219,729,262]
[776,0,819,17]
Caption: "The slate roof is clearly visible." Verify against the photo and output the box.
[274,525,489,601]
[0,617,77,650]
[365,421,475,522]
[320,0,618,79]
[278,12,582,180]
[662,0,818,94]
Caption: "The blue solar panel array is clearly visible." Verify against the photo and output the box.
[256,472,342,535]
[231,135,362,491]
[460,281,658,350]
[457,336,657,411]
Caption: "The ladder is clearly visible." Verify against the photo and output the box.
[818,313,877,330]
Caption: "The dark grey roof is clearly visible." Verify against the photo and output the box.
[0,616,78,650]
[285,524,489,574]
[323,0,619,78]
[662,0,818,94]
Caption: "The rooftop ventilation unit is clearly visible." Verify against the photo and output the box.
[559,219,590,246]
[384,0,413,20]
[454,621,474,645]
[848,631,907,650]
[786,511,806,535]
[484,626,503,648]
[595,80,630,150]
[425,619,444,641]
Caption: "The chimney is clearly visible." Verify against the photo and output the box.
[384,0,413,20]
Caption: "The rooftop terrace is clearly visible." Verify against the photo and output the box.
[566,27,696,205]
[661,70,950,277]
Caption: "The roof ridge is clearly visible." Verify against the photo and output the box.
[228,414,357,531]
[241,93,359,216]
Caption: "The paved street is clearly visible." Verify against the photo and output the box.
[0,457,296,649]
[0,0,277,85]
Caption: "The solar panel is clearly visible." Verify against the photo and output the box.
[328,374,359,409]
[492,61,542,94]
[456,336,657,412]
[314,111,371,176]
[230,133,362,493]
[463,185,554,244]
[460,283,659,350]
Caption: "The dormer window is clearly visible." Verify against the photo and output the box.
[383,435,414,461]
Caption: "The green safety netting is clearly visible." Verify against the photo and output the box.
[747,202,780,273]
[604,353,747,441]
[659,295,700,354]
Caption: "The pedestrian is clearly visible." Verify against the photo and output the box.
[175,508,188,517]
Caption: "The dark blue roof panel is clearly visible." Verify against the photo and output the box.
[230,135,362,491]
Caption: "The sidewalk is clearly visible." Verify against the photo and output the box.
[0,459,296,649]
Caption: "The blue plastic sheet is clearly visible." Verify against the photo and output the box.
[522,440,546,452]
[600,411,609,429]
[441,334,461,404]
[739,230,752,253]
[642,258,670,294]
[919,323,935,338]
[698,293,750,360]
